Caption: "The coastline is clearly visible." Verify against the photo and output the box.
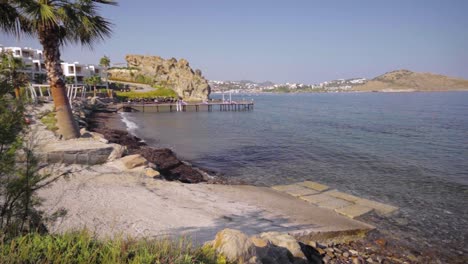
[29,100,465,263]
[92,105,468,263]
[87,110,230,184]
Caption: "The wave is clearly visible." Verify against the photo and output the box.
[119,112,139,135]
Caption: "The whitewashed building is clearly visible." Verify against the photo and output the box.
[0,45,103,85]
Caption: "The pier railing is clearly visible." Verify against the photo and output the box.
[120,101,254,113]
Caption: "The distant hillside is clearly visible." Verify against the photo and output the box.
[354,70,468,92]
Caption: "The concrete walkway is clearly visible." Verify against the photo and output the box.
[272,182,398,219]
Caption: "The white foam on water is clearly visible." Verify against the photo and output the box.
[119,112,139,134]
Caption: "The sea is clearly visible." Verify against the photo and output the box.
[120,92,468,256]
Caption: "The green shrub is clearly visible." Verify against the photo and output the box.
[116,87,178,101]
[40,111,58,132]
[0,231,221,264]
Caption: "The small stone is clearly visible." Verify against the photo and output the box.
[349,249,359,255]
[317,242,327,249]
[375,239,387,247]
[120,154,148,169]
[145,168,160,178]
[317,248,326,255]
[333,247,342,254]
[352,257,361,264]
[343,252,350,258]
[308,241,318,248]
[367,258,374,263]
[323,256,331,263]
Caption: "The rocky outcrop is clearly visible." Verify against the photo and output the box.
[88,125,206,183]
[108,55,211,101]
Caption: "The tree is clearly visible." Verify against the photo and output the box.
[0,0,117,139]
[84,75,101,97]
[0,51,30,99]
[99,55,111,96]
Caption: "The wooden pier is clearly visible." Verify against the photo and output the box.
[120,101,254,113]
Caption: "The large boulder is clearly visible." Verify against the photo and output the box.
[260,232,306,259]
[136,147,205,183]
[251,236,296,264]
[108,55,211,101]
[211,229,257,263]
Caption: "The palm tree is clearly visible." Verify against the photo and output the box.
[99,55,111,97]
[0,0,117,139]
[0,51,30,99]
[84,75,101,97]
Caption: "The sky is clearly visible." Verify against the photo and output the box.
[1,0,467,84]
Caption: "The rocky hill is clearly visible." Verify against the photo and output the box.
[108,55,210,101]
[354,70,468,92]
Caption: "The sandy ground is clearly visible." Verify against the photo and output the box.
[38,162,373,244]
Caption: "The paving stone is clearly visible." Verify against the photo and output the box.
[285,186,319,197]
[299,193,333,204]
[325,189,360,202]
[271,184,303,192]
[316,197,353,210]
[299,181,330,192]
[354,198,398,216]
[335,204,374,219]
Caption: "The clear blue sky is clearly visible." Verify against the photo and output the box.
[1,0,467,83]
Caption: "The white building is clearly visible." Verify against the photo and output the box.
[60,62,103,84]
[0,45,102,85]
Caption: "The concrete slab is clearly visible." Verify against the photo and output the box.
[354,198,398,216]
[335,204,374,219]
[299,193,333,204]
[272,184,303,192]
[284,186,320,197]
[39,166,374,244]
[316,197,353,210]
[37,139,119,165]
[299,181,330,192]
[325,190,360,202]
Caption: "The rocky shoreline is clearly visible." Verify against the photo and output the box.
[87,110,225,184]
[69,100,466,264]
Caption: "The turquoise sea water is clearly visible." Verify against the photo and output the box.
[122,92,468,255]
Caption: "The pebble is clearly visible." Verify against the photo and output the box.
[343,252,350,258]
[323,256,331,263]
[349,249,359,255]
[352,257,361,264]
[333,247,342,254]
[367,257,374,263]
[309,241,318,248]
[375,239,387,247]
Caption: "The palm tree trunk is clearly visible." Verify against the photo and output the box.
[14,87,20,99]
[39,28,80,139]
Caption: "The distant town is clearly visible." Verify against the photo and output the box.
[209,78,367,94]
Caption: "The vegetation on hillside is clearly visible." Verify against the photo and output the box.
[116,87,178,100]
